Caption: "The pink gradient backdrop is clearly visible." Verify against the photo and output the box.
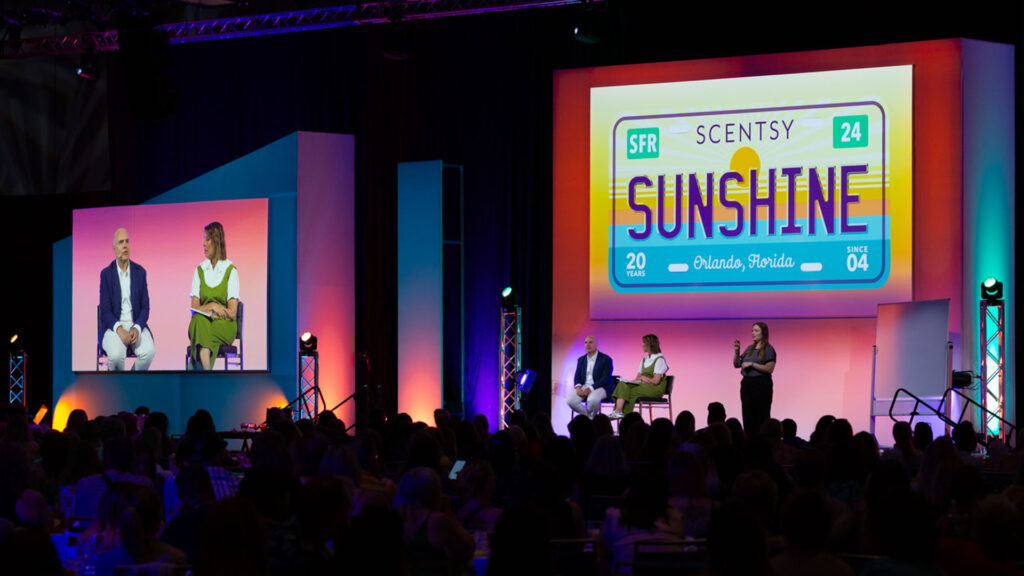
[72,198,269,371]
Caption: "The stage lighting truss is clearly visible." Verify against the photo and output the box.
[499,305,522,428]
[8,350,26,406]
[297,350,321,421]
[2,0,603,58]
[980,300,1005,438]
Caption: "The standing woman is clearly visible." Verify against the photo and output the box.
[733,322,776,436]
[609,334,668,419]
[188,222,239,370]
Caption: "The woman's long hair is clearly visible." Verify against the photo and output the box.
[750,322,770,360]
[642,333,662,355]
[204,221,227,260]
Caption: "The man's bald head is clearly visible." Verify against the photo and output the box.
[112,228,130,268]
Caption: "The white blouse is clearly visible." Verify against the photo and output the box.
[637,353,668,374]
[190,259,240,300]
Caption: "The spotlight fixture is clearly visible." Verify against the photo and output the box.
[516,369,537,394]
[572,1,603,45]
[299,331,318,353]
[981,276,1003,303]
[501,286,515,311]
[9,334,18,344]
[75,53,98,81]
[33,405,48,426]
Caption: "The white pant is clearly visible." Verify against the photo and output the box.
[566,386,607,418]
[102,327,155,371]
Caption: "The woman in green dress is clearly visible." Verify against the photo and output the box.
[188,222,239,370]
[609,334,668,419]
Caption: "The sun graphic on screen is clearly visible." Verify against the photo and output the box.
[729,146,761,178]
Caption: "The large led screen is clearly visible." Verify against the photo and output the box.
[72,198,269,371]
[589,65,912,318]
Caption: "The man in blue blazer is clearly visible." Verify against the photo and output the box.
[99,228,155,371]
[566,335,614,419]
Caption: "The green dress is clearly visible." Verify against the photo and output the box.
[188,264,237,369]
[611,354,667,414]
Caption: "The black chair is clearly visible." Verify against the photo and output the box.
[601,375,675,423]
[635,375,674,422]
[185,301,244,370]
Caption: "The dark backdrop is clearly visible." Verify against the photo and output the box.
[1,2,1021,424]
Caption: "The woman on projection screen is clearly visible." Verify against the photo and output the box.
[608,333,668,419]
[733,321,777,436]
[188,221,240,370]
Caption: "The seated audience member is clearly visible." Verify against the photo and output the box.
[770,489,854,576]
[913,421,934,453]
[293,476,352,575]
[760,417,800,466]
[707,402,727,426]
[194,497,269,576]
[592,413,615,438]
[160,464,216,563]
[163,430,239,518]
[0,442,33,523]
[809,415,836,448]
[781,418,811,450]
[142,411,176,468]
[674,410,696,444]
[319,444,390,515]
[5,413,39,460]
[38,430,72,505]
[395,467,475,576]
[472,414,491,443]
[602,470,685,574]
[732,469,782,539]
[79,482,186,576]
[580,435,630,499]
[667,450,712,538]
[239,467,297,576]
[74,436,154,518]
[567,415,597,475]
[532,460,585,540]
[861,491,942,576]
[620,420,649,463]
[340,507,406,576]
[185,409,217,437]
[454,460,502,533]
[725,418,745,446]
[65,409,90,437]
[853,431,882,479]
[952,421,985,469]
[916,437,960,510]
[646,417,676,463]
[487,503,552,576]
[882,420,923,476]
[707,500,771,576]
[15,489,51,531]
[0,525,66,576]
[352,430,398,502]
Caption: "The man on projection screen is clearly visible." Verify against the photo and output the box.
[99,228,155,371]
[567,335,614,419]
